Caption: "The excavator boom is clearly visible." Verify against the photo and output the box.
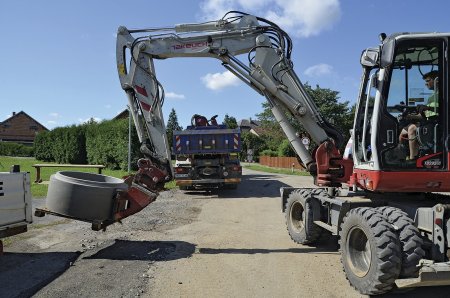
[116,11,351,190]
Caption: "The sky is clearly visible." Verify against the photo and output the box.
[2,0,450,129]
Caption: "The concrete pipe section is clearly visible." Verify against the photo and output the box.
[46,171,128,222]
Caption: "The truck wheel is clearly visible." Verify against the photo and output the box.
[339,207,401,295]
[285,189,322,245]
[376,206,425,277]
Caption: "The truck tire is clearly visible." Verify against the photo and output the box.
[339,207,401,295]
[376,206,425,277]
[285,189,322,245]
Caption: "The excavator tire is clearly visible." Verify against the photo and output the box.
[376,206,425,277]
[339,207,401,295]
[285,189,322,245]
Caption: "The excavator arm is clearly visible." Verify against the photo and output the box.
[116,11,352,192]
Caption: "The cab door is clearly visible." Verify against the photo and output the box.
[353,65,383,170]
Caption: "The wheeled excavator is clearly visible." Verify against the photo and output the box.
[112,12,450,295]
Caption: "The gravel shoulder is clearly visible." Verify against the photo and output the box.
[1,168,449,297]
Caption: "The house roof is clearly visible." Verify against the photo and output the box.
[238,118,264,136]
[238,118,261,128]
[114,109,129,120]
[1,111,48,131]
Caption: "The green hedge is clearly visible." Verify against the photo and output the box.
[52,125,87,164]
[34,126,87,164]
[34,131,53,161]
[34,119,140,170]
[86,119,140,170]
[0,142,34,157]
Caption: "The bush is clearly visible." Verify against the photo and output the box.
[0,142,34,157]
[259,149,278,157]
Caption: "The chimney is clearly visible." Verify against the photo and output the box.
[12,112,16,116]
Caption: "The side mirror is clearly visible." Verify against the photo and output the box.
[360,48,379,67]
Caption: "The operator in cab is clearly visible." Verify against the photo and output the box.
[399,70,439,160]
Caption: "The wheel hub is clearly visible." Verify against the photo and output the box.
[346,226,371,277]
[290,201,305,233]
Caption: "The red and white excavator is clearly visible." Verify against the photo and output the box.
[114,11,450,294]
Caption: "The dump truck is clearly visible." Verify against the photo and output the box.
[173,114,242,190]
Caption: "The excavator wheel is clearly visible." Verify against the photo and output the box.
[285,189,323,245]
[376,206,425,277]
[339,207,401,295]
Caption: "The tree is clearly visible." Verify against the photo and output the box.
[222,114,238,129]
[255,83,354,156]
[241,131,266,161]
[166,108,183,146]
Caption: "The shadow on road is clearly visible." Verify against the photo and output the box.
[85,239,196,262]
[199,235,340,255]
[0,251,80,298]
[199,247,339,255]
[183,174,293,199]
[377,285,450,298]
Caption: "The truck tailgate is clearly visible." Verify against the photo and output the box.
[0,172,32,229]
[174,127,241,154]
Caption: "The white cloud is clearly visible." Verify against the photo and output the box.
[166,92,186,100]
[199,0,341,37]
[49,112,60,118]
[201,71,241,90]
[47,120,57,125]
[304,63,333,77]
[199,0,271,20]
[105,104,112,109]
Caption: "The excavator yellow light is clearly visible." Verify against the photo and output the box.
[365,179,373,190]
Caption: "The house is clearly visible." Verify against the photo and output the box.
[0,111,48,145]
[238,118,263,136]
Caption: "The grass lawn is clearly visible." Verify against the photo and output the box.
[0,156,176,198]
[242,163,311,176]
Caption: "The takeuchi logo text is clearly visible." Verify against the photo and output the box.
[171,42,208,50]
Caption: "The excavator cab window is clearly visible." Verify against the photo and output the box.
[380,39,445,170]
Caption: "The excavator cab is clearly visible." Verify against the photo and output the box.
[353,33,449,191]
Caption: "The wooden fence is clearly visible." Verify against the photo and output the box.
[259,156,304,170]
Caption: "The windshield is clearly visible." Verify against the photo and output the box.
[386,44,439,115]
